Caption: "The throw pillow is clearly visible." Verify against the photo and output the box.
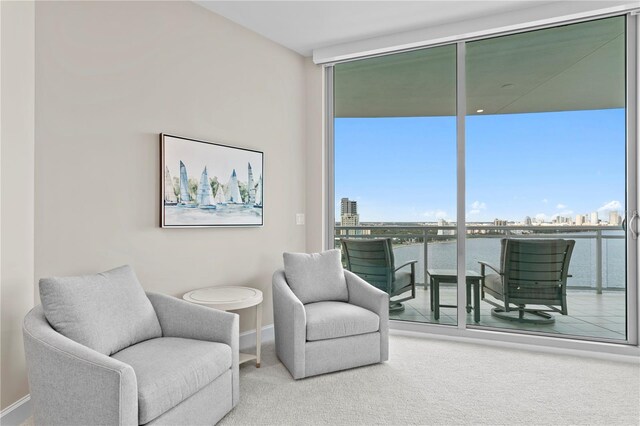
[283,249,348,304]
[39,265,162,355]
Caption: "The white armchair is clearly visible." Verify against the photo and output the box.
[23,266,239,425]
[273,257,389,380]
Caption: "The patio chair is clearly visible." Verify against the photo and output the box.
[479,238,575,324]
[341,238,417,312]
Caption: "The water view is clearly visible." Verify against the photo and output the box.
[392,234,625,290]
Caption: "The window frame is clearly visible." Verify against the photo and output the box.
[324,13,639,354]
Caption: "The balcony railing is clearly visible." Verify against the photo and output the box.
[334,224,626,294]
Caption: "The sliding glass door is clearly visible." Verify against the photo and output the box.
[330,14,636,344]
[465,16,628,341]
[334,45,458,325]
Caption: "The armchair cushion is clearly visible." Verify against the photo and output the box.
[111,337,232,424]
[39,265,161,356]
[283,250,348,304]
[484,273,504,296]
[304,301,379,342]
[393,271,413,292]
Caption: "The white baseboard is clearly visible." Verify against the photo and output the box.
[390,326,640,363]
[0,395,31,426]
[240,324,274,351]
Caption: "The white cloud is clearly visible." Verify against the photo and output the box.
[423,210,448,220]
[535,213,547,222]
[470,201,487,210]
[542,199,549,204]
[434,210,448,220]
[556,203,567,209]
[597,200,622,212]
[468,209,481,215]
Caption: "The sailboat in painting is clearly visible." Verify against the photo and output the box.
[225,169,244,204]
[164,166,178,205]
[196,166,216,209]
[178,161,196,207]
[247,163,255,205]
[214,185,226,205]
[254,175,263,208]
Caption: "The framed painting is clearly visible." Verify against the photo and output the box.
[160,134,264,227]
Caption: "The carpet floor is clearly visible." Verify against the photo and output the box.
[220,334,640,425]
[19,334,639,425]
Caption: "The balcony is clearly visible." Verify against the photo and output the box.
[335,224,627,342]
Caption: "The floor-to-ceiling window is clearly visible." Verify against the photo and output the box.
[465,16,627,341]
[331,14,636,345]
[334,45,458,325]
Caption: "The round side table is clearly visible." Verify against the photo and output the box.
[183,286,263,367]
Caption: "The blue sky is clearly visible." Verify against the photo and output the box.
[335,109,626,222]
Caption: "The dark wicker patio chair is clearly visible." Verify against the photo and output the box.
[479,238,575,324]
[341,238,417,312]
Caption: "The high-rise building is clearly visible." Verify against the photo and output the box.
[340,198,361,235]
[552,215,571,224]
[590,211,599,225]
[341,198,357,215]
[575,214,585,226]
[609,211,621,226]
[341,214,359,227]
[524,216,532,226]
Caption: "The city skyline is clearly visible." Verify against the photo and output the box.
[335,109,626,223]
[338,197,623,226]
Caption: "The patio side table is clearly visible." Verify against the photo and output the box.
[427,269,482,323]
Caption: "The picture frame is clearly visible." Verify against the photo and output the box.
[160,134,264,228]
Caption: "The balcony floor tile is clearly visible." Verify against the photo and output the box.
[392,287,627,341]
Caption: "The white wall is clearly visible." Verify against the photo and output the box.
[305,58,325,253]
[0,0,35,411]
[34,1,307,333]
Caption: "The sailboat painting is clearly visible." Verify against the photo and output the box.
[160,134,263,227]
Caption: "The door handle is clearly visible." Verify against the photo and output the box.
[630,210,639,240]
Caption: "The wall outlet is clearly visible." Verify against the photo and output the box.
[296,213,305,225]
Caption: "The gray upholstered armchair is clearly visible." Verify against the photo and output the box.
[23,266,239,425]
[273,250,389,380]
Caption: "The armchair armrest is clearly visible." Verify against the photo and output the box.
[344,270,389,362]
[146,292,238,346]
[23,306,137,425]
[345,270,389,317]
[146,292,239,405]
[478,261,502,276]
[272,270,306,379]
[394,260,418,273]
